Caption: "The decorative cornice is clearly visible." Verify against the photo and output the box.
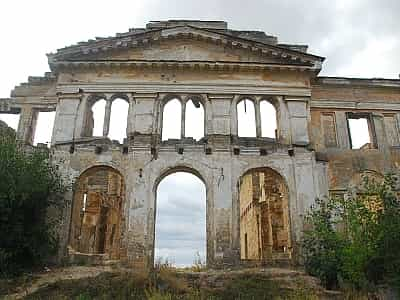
[51,59,316,73]
[55,82,312,97]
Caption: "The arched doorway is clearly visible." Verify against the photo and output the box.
[239,168,291,261]
[154,170,206,267]
[69,166,125,259]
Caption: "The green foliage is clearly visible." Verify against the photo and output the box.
[0,133,67,277]
[302,174,400,290]
[302,197,344,289]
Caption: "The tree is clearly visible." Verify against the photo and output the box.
[302,174,400,290]
[0,128,66,276]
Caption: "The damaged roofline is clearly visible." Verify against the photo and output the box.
[315,76,400,88]
[46,22,325,64]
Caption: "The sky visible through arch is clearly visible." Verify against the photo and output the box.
[155,172,206,266]
[0,0,397,266]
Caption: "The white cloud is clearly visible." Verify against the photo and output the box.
[336,37,400,79]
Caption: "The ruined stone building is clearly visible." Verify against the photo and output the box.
[1,20,399,268]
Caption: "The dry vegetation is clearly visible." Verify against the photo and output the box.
[1,264,345,300]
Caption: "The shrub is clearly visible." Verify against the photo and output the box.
[302,197,344,289]
[302,174,400,291]
[0,133,66,276]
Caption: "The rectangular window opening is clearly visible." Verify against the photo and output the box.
[33,111,56,147]
[347,113,375,149]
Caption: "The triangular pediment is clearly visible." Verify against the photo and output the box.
[64,38,303,66]
[49,24,324,71]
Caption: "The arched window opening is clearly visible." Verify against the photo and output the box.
[155,171,206,267]
[108,98,129,143]
[69,167,125,259]
[91,99,106,136]
[237,99,256,137]
[162,98,181,141]
[33,111,55,146]
[260,100,277,139]
[185,99,204,140]
[239,168,291,261]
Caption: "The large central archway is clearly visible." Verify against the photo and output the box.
[154,169,207,267]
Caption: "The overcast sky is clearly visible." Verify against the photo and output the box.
[1,0,399,102]
[0,0,398,265]
[155,172,206,266]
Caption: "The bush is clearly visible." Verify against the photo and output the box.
[302,174,400,290]
[0,133,66,276]
[302,197,344,289]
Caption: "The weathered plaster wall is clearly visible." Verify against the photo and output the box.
[50,134,326,268]
[310,79,400,195]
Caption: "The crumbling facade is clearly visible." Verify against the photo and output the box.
[1,20,399,268]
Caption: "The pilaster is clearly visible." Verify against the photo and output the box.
[286,97,310,146]
[335,111,351,149]
[276,96,291,144]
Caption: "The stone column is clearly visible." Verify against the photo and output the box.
[254,97,262,137]
[17,105,38,145]
[103,99,112,137]
[126,94,135,137]
[181,98,186,139]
